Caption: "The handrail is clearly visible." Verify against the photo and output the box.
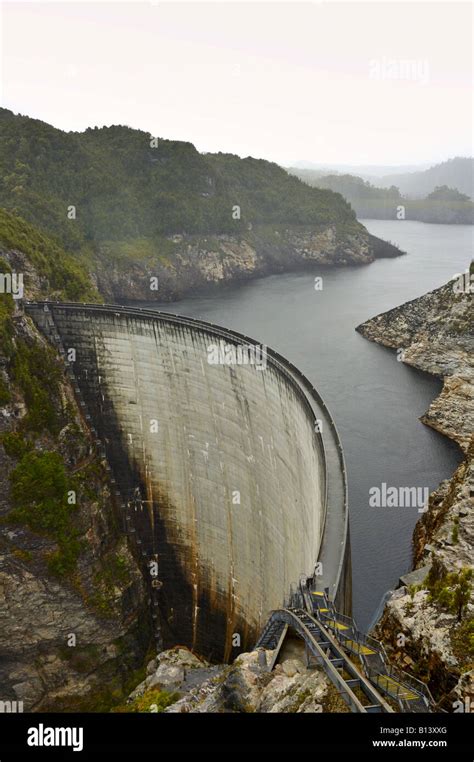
[265,609,369,713]
[380,662,434,706]
[314,598,435,710]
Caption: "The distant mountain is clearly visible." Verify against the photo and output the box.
[289,161,428,178]
[377,157,474,199]
[289,169,474,225]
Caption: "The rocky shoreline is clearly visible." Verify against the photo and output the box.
[92,225,403,302]
[356,272,473,709]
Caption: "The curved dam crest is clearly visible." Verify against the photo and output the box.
[26,303,350,662]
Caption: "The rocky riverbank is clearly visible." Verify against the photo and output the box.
[356,271,473,710]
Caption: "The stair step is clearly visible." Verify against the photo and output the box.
[342,639,376,655]
[326,620,350,631]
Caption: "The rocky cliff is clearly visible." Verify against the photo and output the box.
[0,249,152,710]
[356,271,473,710]
[92,225,401,303]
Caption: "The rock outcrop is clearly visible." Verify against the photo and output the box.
[121,646,347,714]
[93,226,402,303]
[356,271,473,710]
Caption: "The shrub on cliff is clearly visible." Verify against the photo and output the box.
[426,563,472,622]
[1,431,33,459]
[9,450,82,575]
[11,338,62,433]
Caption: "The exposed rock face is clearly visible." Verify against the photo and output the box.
[0,306,151,711]
[93,226,402,303]
[357,277,473,452]
[356,274,473,709]
[124,646,347,714]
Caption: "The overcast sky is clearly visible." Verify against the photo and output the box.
[1,1,472,167]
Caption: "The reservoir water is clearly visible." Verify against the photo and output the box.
[146,220,473,632]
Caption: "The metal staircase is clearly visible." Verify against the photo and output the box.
[256,607,393,713]
[306,587,434,712]
[256,583,435,713]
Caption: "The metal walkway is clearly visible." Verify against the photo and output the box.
[257,584,435,713]
[257,607,393,713]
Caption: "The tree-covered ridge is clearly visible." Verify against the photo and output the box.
[0,108,358,252]
[426,185,471,202]
[302,173,402,201]
[290,167,474,224]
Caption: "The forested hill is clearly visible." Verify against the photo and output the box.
[0,108,358,250]
[290,169,474,224]
[0,108,401,302]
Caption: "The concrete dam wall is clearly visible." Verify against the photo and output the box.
[26,303,350,662]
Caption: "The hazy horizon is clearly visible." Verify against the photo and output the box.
[1,1,472,167]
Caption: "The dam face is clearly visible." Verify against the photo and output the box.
[26,303,350,662]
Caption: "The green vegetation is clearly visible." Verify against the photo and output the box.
[1,431,33,459]
[297,172,401,203]
[88,549,134,618]
[452,517,459,544]
[426,565,472,621]
[0,258,14,358]
[451,618,474,666]
[10,338,62,433]
[113,688,180,713]
[99,236,177,266]
[0,375,10,405]
[8,450,81,576]
[426,185,471,202]
[291,167,474,223]
[0,108,359,258]
[0,208,100,301]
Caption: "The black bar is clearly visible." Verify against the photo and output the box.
[0,712,472,757]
